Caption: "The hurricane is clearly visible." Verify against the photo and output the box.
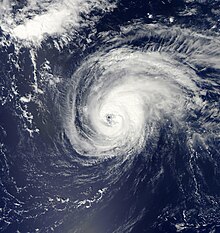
[0,1,220,233]
[65,42,196,157]
[63,23,218,159]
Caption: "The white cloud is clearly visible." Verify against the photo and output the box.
[12,8,73,42]
[1,0,116,45]
[11,0,84,44]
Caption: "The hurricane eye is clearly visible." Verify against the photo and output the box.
[106,114,114,125]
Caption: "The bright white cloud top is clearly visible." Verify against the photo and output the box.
[0,0,116,45]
